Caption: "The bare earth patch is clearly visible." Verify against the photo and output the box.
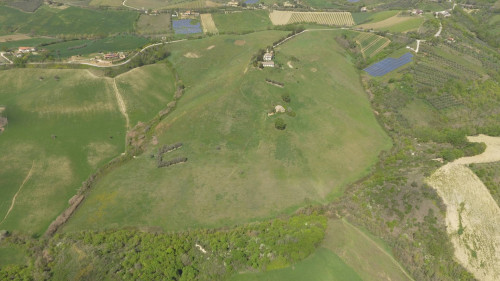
[426,135,500,281]
[0,34,31,42]
[287,61,293,68]
[184,52,200,58]
[234,40,246,46]
[207,45,215,50]
[310,67,317,72]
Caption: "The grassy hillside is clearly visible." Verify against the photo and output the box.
[231,219,412,281]
[115,63,176,127]
[63,30,391,233]
[212,11,273,34]
[0,69,125,236]
[0,5,138,36]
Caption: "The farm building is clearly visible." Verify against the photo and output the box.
[434,10,451,17]
[360,7,367,12]
[283,1,294,7]
[227,1,238,7]
[410,9,423,15]
[263,52,273,61]
[103,53,120,60]
[18,47,35,53]
[262,61,275,67]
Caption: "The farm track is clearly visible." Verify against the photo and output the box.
[111,78,129,130]
[0,160,35,225]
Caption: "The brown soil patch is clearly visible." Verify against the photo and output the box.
[426,135,500,281]
[184,52,200,58]
[310,67,317,72]
[0,34,31,42]
[207,45,215,50]
[234,40,246,46]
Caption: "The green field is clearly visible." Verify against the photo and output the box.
[63,30,391,233]
[0,246,25,266]
[212,11,273,34]
[0,5,138,36]
[42,35,149,58]
[0,37,58,50]
[383,17,425,33]
[0,69,125,236]
[231,219,412,281]
[137,14,172,35]
[115,63,176,127]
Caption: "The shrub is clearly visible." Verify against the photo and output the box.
[281,93,291,103]
[275,118,286,130]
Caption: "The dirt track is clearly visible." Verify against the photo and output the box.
[0,161,35,225]
[427,135,500,281]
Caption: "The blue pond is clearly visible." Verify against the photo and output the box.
[364,53,414,76]
[245,0,258,3]
[172,19,202,34]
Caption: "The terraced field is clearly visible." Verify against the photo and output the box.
[269,11,355,26]
[355,32,390,58]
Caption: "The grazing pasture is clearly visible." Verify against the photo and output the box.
[63,30,390,233]
[213,11,272,34]
[0,69,125,236]
[200,13,218,34]
[115,63,176,127]
[269,11,354,26]
[0,5,138,36]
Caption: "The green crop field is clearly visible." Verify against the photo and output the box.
[231,219,412,281]
[0,37,58,51]
[62,30,391,233]
[115,63,176,127]
[0,5,138,36]
[42,35,149,58]
[212,11,273,34]
[352,10,399,25]
[137,14,172,35]
[230,248,363,281]
[0,69,125,236]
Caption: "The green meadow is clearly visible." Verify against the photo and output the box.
[212,11,273,34]
[0,69,125,236]
[63,30,390,233]
[0,5,138,36]
[231,219,412,281]
[115,63,176,127]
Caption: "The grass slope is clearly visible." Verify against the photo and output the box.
[63,30,390,233]
[212,11,272,34]
[230,248,363,281]
[231,219,412,281]
[115,63,176,127]
[0,69,125,236]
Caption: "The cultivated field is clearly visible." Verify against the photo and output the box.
[0,5,138,36]
[125,0,214,9]
[269,11,354,26]
[137,14,172,34]
[0,69,125,236]
[355,32,390,58]
[427,135,500,281]
[231,219,412,281]
[358,13,423,32]
[213,11,272,34]
[63,30,391,233]
[200,13,218,34]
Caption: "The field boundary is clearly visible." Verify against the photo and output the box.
[0,160,35,225]
[342,219,415,281]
